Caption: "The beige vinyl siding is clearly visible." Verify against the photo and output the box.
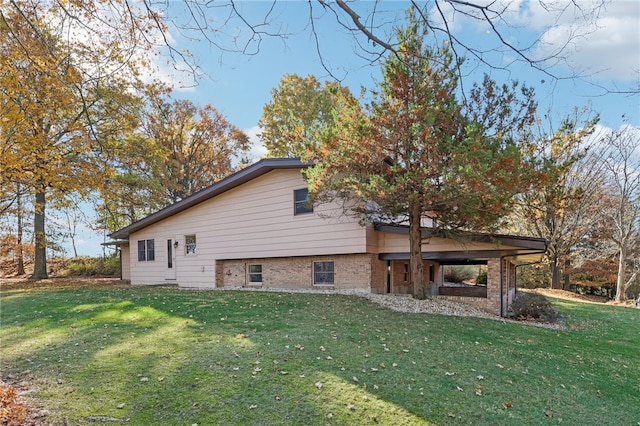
[121,243,130,280]
[127,169,368,287]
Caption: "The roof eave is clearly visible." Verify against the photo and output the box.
[108,158,307,240]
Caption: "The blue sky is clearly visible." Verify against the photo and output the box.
[163,1,639,143]
[68,0,640,256]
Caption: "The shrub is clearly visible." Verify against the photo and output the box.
[476,269,487,285]
[517,263,550,289]
[510,292,561,322]
[443,265,477,283]
[59,256,120,277]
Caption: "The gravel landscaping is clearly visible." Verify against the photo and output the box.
[216,285,566,329]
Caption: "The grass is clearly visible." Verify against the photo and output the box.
[1,284,639,425]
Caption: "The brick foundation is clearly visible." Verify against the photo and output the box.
[217,254,376,291]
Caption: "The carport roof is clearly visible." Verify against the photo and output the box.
[374,223,547,262]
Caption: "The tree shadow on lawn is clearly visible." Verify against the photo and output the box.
[1,287,639,425]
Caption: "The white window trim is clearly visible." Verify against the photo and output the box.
[247,264,263,286]
[185,234,197,255]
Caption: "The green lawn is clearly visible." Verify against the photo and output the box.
[1,284,639,425]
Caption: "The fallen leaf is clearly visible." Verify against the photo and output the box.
[352,376,359,382]
[448,412,456,418]
[139,377,149,382]
[249,404,257,409]
[456,386,463,392]
[544,410,553,417]
[117,403,125,409]
[315,381,323,390]
[445,371,455,376]
[476,375,484,380]
[346,403,355,411]
[502,401,513,409]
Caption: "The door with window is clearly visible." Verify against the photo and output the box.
[165,238,177,280]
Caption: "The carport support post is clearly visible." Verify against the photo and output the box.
[487,258,503,316]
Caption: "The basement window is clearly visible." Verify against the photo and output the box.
[247,264,263,285]
[314,261,334,285]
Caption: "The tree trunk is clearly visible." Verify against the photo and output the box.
[563,259,570,290]
[16,185,25,276]
[615,247,627,302]
[409,202,425,299]
[550,255,562,289]
[30,189,48,280]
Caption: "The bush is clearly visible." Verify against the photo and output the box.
[517,263,550,289]
[59,256,120,277]
[443,265,477,283]
[510,292,561,322]
[476,269,487,285]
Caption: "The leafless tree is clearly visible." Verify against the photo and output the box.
[513,110,605,289]
[598,126,640,302]
[0,0,614,88]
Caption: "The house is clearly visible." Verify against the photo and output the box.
[108,158,547,316]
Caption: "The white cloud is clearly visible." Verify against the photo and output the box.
[531,1,640,80]
[244,126,268,161]
[433,1,638,81]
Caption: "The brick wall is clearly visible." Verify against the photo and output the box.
[370,257,387,294]
[217,254,374,291]
[486,258,502,315]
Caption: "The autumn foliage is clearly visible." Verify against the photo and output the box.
[301,10,538,297]
[0,383,32,426]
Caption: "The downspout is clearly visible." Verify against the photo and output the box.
[500,255,505,317]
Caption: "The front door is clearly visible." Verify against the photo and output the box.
[165,238,176,280]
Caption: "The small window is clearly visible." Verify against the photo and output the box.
[403,263,409,282]
[167,239,173,268]
[294,188,313,215]
[138,240,146,261]
[247,264,262,285]
[137,239,155,261]
[314,261,334,285]
[185,234,196,255]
